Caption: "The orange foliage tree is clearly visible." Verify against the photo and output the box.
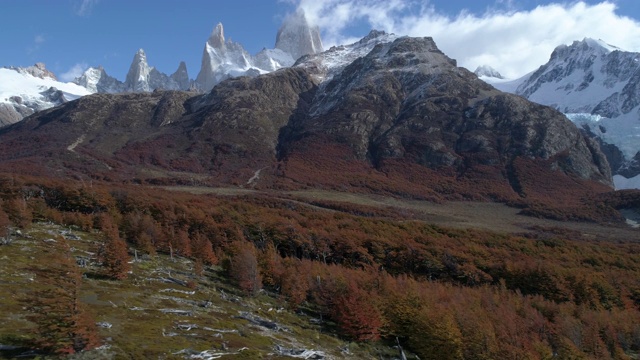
[330,278,383,341]
[25,236,100,354]
[94,213,130,280]
[0,202,11,240]
[229,240,262,296]
[101,234,130,280]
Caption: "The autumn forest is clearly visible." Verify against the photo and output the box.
[0,174,639,359]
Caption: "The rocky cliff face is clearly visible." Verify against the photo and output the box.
[0,34,612,205]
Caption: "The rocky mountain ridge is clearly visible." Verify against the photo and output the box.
[486,38,640,189]
[77,9,323,95]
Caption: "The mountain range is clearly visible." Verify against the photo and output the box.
[0,30,620,223]
[481,38,640,189]
[0,11,639,196]
[0,9,322,127]
[76,8,323,95]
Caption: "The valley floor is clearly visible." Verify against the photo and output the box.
[163,186,640,241]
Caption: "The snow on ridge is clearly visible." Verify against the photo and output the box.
[0,68,90,105]
[0,67,92,126]
[583,38,623,53]
[295,30,399,83]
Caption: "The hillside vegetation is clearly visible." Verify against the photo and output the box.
[0,174,639,359]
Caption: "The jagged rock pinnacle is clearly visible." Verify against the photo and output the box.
[171,61,190,90]
[208,23,226,50]
[124,48,152,92]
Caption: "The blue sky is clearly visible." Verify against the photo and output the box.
[3,0,640,81]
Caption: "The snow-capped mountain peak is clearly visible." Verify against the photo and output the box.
[194,9,324,92]
[0,66,90,126]
[74,66,124,93]
[512,37,640,109]
[208,23,226,50]
[549,37,619,64]
[194,23,256,92]
[583,38,622,52]
[488,37,640,189]
[474,65,504,79]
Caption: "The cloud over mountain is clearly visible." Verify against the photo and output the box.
[297,0,640,78]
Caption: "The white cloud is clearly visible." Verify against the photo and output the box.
[27,34,46,54]
[60,63,88,82]
[76,0,99,16]
[297,1,640,78]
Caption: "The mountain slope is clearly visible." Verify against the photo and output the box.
[0,34,615,220]
[489,38,640,189]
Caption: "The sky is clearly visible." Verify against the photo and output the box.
[3,0,640,81]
